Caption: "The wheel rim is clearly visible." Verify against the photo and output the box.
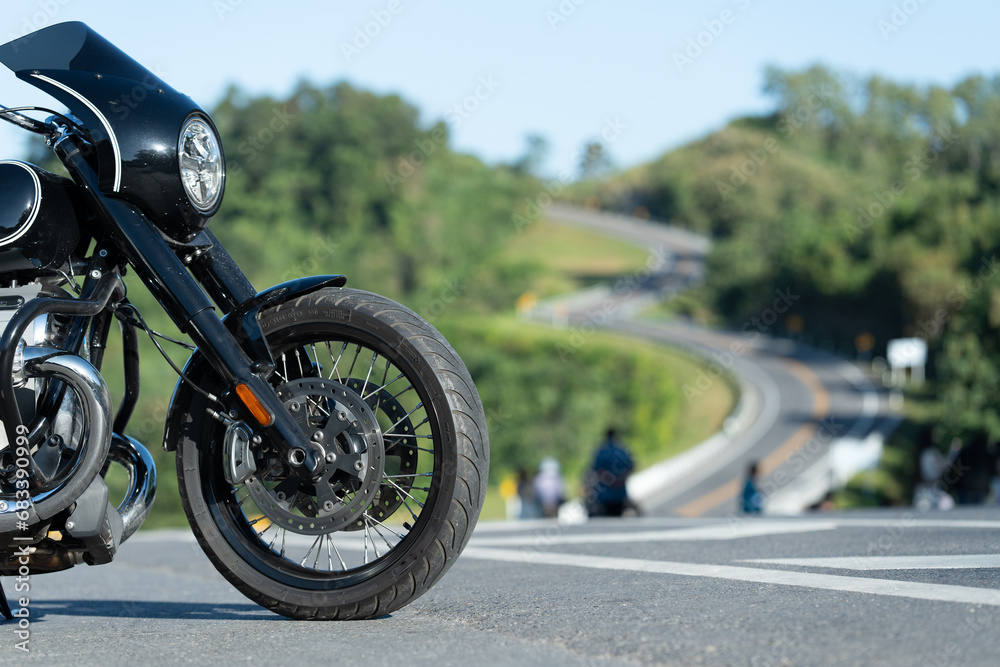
[201,325,447,590]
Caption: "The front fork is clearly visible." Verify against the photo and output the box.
[52,133,329,479]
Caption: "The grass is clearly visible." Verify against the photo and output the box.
[503,218,653,298]
[473,326,738,521]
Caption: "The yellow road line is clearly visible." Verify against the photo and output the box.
[673,357,830,517]
[675,478,742,517]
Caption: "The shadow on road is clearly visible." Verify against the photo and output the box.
[24,599,279,622]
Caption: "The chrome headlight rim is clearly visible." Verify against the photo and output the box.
[178,113,225,216]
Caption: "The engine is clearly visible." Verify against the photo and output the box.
[0,280,155,573]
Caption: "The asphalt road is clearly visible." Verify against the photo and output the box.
[4,508,1000,665]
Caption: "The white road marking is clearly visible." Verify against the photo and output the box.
[461,547,1000,607]
[745,554,1000,570]
[471,520,838,547]
[830,518,1000,530]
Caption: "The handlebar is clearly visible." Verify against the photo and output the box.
[0,104,59,137]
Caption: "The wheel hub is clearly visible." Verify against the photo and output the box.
[244,378,385,535]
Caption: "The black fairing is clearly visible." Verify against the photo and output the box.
[0,161,80,272]
[0,22,224,243]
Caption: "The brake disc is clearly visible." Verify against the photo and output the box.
[343,377,420,528]
[243,378,385,535]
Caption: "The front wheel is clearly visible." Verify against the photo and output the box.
[175,288,488,619]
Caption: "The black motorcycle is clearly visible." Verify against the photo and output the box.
[0,21,487,620]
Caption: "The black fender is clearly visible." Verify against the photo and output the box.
[162,275,346,452]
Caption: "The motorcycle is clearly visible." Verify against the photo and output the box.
[0,21,488,620]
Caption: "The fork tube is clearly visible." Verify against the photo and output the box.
[53,132,326,477]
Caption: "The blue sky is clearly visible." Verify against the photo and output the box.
[1,1,997,176]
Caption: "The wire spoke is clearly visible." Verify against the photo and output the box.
[311,343,323,378]
[361,351,378,396]
[386,439,435,453]
[363,372,405,401]
[326,342,347,382]
[300,535,322,567]
[385,404,424,434]
[347,346,362,378]
[266,525,282,551]
[306,395,331,418]
[384,477,426,509]
[364,520,382,560]
[329,534,347,570]
[382,480,420,521]
[388,384,415,403]
[365,513,403,546]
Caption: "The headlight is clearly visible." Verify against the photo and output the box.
[178,116,224,214]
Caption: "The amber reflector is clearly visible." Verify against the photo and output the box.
[235,383,274,427]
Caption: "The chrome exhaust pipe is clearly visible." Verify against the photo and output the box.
[108,434,157,542]
[0,347,113,532]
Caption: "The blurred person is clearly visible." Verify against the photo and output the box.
[741,462,763,514]
[517,468,541,520]
[951,432,996,505]
[807,491,836,512]
[989,459,1000,506]
[534,457,565,518]
[585,428,635,517]
[914,428,957,511]
[499,472,520,520]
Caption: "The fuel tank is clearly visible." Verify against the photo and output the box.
[0,160,81,273]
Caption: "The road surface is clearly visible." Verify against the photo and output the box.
[4,509,999,665]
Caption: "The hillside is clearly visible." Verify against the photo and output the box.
[572,65,1000,449]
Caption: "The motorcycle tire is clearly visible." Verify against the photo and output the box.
[175,287,488,620]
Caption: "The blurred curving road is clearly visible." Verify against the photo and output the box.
[540,204,900,518]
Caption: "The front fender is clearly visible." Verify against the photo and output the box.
[162,275,346,452]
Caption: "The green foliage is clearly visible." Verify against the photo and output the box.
[437,316,735,491]
[572,65,1000,446]
[209,81,535,304]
